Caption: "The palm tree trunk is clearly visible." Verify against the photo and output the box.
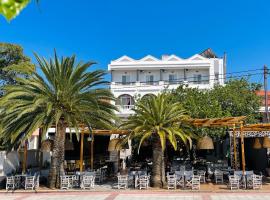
[48,119,66,188]
[151,138,165,188]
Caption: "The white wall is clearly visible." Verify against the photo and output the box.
[138,70,160,82]
[112,70,137,83]
[0,151,20,176]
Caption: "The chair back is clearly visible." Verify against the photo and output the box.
[25,176,35,183]
[234,171,243,176]
[6,176,14,184]
[192,175,200,184]
[184,170,193,180]
[245,170,254,176]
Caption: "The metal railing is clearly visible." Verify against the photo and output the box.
[116,105,135,110]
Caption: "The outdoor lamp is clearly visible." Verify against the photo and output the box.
[263,137,270,148]
[197,136,214,150]
[87,134,92,142]
[253,138,262,149]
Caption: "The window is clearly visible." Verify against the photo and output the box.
[116,94,135,110]
[169,74,177,84]
[215,73,219,83]
[193,74,202,84]
[122,75,130,85]
[146,75,154,85]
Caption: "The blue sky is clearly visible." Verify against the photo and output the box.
[1,0,270,83]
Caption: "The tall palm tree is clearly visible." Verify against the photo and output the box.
[121,93,193,188]
[0,52,117,188]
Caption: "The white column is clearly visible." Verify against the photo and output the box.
[209,61,215,88]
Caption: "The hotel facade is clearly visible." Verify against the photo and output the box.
[108,49,226,117]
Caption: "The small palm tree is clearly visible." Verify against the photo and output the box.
[0,52,117,188]
[121,93,193,188]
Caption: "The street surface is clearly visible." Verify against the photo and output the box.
[0,192,270,200]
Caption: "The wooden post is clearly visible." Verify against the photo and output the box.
[233,125,237,169]
[240,122,246,174]
[91,133,94,170]
[80,132,84,172]
[22,140,27,174]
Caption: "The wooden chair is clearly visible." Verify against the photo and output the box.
[72,175,80,188]
[81,175,95,189]
[214,170,223,184]
[191,175,201,190]
[247,174,262,190]
[167,174,176,190]
[198,170,206,183]
[14,175,21,189]
[35,175,40,189]
[117,175,128,189]
[6,176,15,191]
[60,176,71,190]
[139,175,149,190]
[25,176,35,190]
[229,175,239,190]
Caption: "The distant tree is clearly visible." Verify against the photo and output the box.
[0,43,34,87]
[171,78,262,138]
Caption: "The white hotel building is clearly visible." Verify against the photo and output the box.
[108,49,226,117]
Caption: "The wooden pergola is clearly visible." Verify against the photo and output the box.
[187,116,247,173]
[77,129,128,172]
[22,116,270,174]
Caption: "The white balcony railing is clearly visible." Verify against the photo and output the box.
[116,105,135,111]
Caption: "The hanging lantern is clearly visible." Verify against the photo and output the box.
[196,139,202,149]
[253,138,262,149]
[65,139,74,151]
[108,138,121,151]
[263,137,270,148]
[197,136,214,150]
[41,139,54,152]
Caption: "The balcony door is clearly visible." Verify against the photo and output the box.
[122,75,130,85]
[193,74,202,84]
[169,74,177,84]
[146,75,154,85]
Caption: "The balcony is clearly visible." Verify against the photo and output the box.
[111,80,212,92]
[116,105,135,110]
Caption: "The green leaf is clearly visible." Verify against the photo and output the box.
[0,0,31,21]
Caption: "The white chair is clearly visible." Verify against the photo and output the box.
[72,175,80,188]
[139,175,149,190]
[247,174,262,190]
[197,170,206,183]
[6,176,15,191]
[184,171,193,188]
[167,174,176,190]
[229,175,239,190]
[191,175,201,190]
[60,176,71,190]
[117,175,128,189]
[35,175,40,189]
[214,170,223,184]
[81,175,95,189]
[95,170,102,184]
[25,176,35,190]
[14,175,21,189]
[175,171,184,188]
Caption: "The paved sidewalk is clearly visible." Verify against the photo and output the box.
[1,192,270,200]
